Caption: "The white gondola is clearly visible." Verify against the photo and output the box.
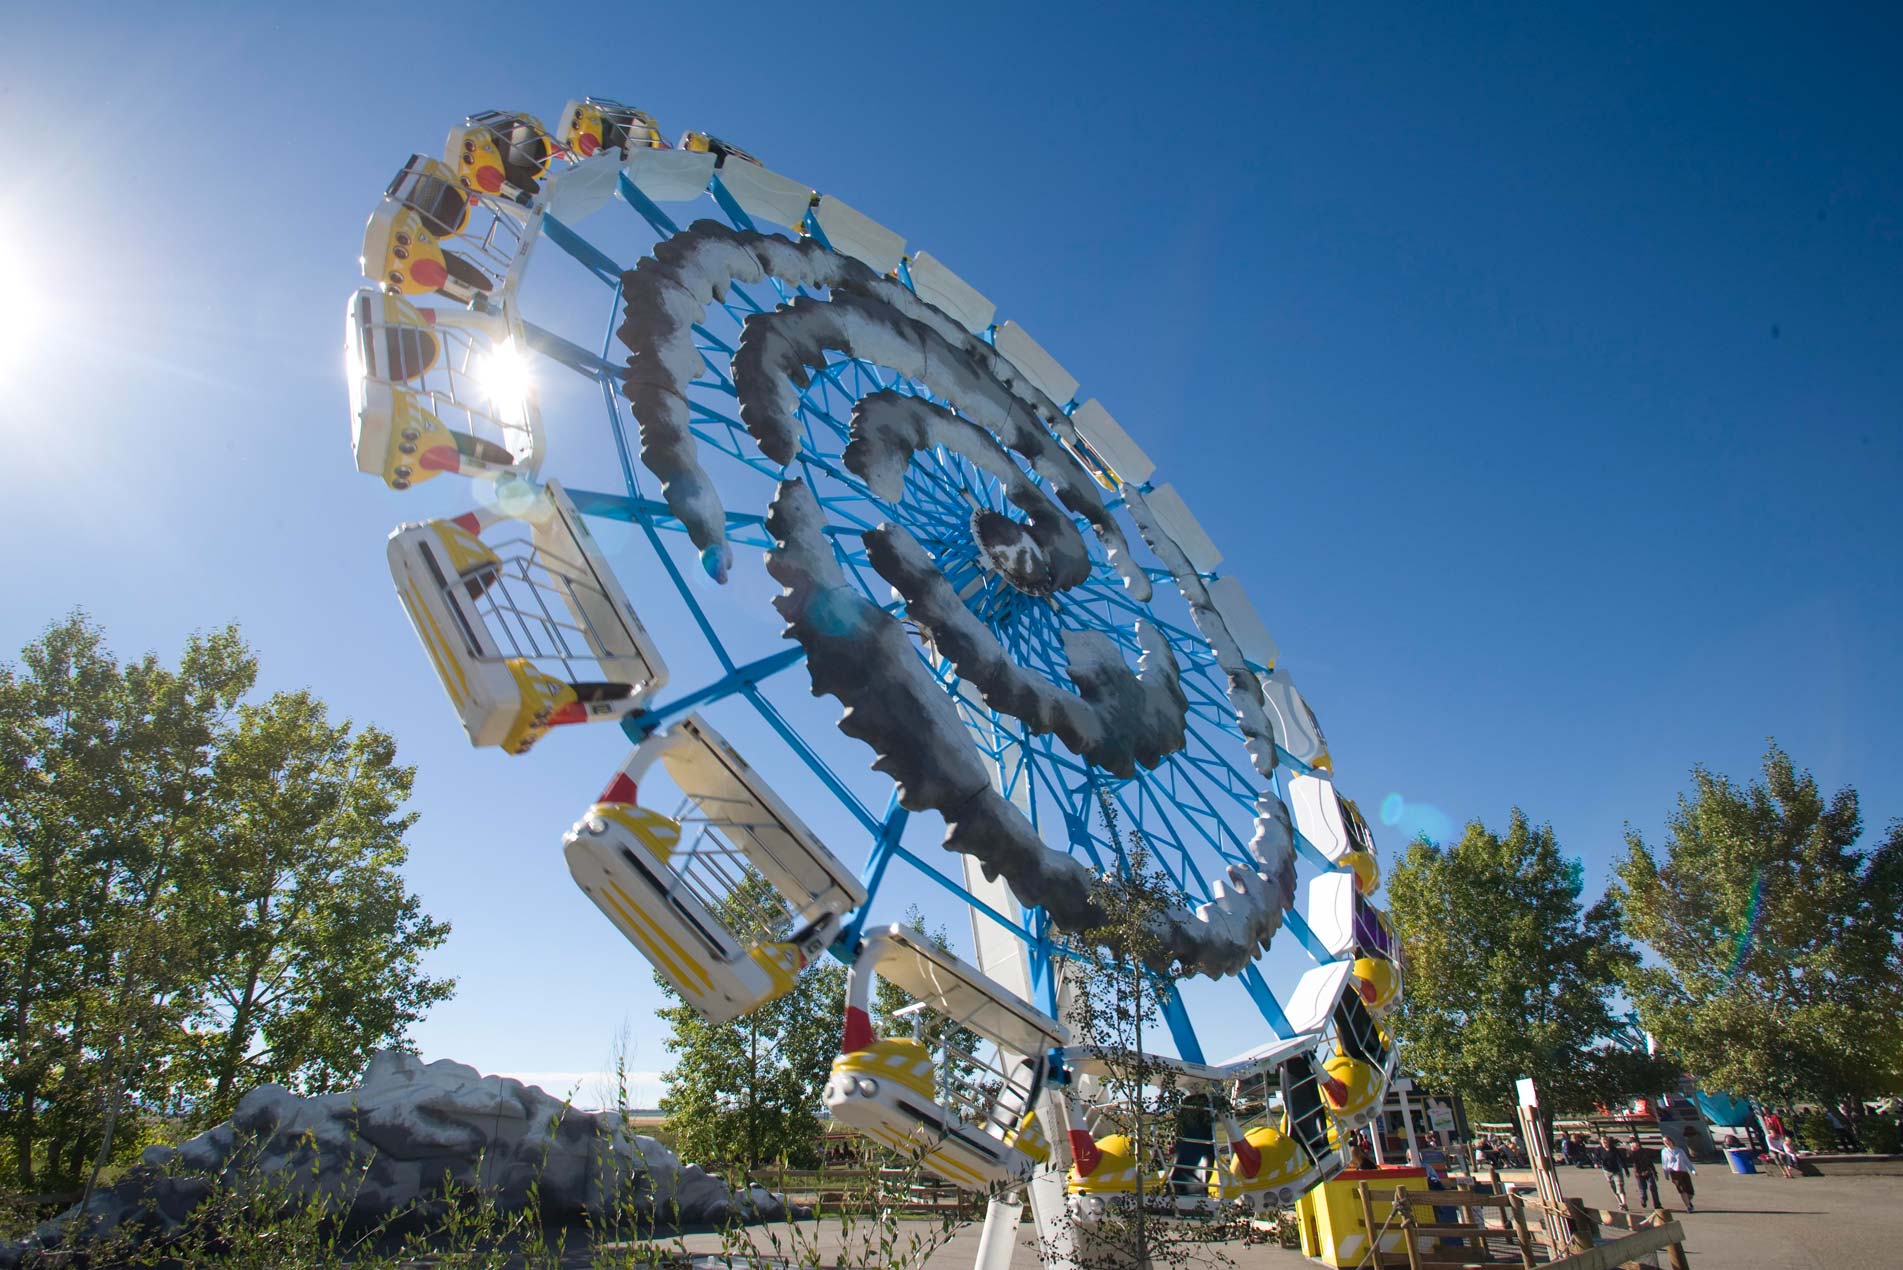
[1205,575,1279,672]
[1289,771,1354,862]
[564,712,865,1024]
[363,154,539,308]
[1143,483,1224,573]
[346,287,543,490]
[905,251,995,335]
[1258,668,1330,770]
[387,480,666,754]
[826,925,1066,1191]
[811,195,905,274]
[1293,962,1400,1135]
[993,320,1080,409]
[714,161,816,231]
[623,147,716,203]
[1067,398,1156,489]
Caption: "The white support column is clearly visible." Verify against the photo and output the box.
[973,1194,1026,1270]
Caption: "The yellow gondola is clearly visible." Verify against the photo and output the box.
[387,480,666,753]
[565,713,865,1024]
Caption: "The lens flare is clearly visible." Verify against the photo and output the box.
[1725,870,1768,980]
[1378,792,1454,845]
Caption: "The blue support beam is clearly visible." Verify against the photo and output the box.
[709,176,756,232]
[618,172,682,238]
[541,212,623,284]
[1157,980,1207,1064]
[1239,964,1297,1039]
[840,790,910,954]
[890,846,1039,948]
[519,320,619,382]
[618,646,807,741]
[1280,909,1339,965]
[565,487,775,550]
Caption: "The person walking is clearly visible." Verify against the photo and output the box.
[1660,1140,1696,1212]
[1594,1136,1631,1208]
[1761,1108,1799,1179]
[1631,1140,1662,1209]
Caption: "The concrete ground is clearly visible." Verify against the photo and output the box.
[640,1161,1902,1267]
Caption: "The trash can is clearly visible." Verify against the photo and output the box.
[1725,1148,1758,1174]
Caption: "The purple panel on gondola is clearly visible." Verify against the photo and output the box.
[1353,898,1394,958]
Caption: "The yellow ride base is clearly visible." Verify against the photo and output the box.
[1296,1167,1437,1267]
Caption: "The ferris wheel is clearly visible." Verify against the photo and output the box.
[346,100,1405,1260]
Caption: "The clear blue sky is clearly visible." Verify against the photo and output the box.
[4,3,1899,1100]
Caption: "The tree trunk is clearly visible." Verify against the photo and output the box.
[211,957,266,1116]
[746,1018,760,1173]
[12,1081,38,1189]
[8,896,53,1189]
[1134,969,1148,1267]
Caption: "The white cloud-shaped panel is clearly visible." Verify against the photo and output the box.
[715,162,814,230]
[1206,575,1277,670]
[813,196,905,274]
[1144,483,1223,573]
[543,152,622,223]
[1069,398,1155,486]
[1259,670,1328,768]
[1287,771,1350,862]
[623,148,716,202]
[907,251,996,334]
[994,321,1080,408]
[1283,960,1355,1035]
[1303,871,1357,961]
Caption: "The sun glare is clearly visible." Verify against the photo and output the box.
[0,244,36,375]
[475,339,534,429]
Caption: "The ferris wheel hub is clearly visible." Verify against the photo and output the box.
[971,509,1061,597]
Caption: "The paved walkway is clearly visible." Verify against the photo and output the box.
[644,1161,1902,1266]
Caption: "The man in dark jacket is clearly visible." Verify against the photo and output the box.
[1594,1136,1631,1208]
[1630,1141,1662,1209]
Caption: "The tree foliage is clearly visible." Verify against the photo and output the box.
[1385,810,1674,1118]
[1610,743,1903,1104]
[656,873,845,1171]
[0,613,454,1188]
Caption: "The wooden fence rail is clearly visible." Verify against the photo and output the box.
[1352,1181,1687,1270]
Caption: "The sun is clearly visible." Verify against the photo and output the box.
[0,240,40,376]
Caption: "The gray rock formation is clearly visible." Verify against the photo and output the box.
[2,1051,791,1265]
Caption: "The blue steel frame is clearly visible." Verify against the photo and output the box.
[519,172,1354,1059]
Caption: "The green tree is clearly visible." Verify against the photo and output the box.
[0,613,455,1185]
[1610,743,1903,1105]
[0,612,253,1186]
[177,689,455,1121]
[1385,810,1674,1119]
[656,873,845,1171]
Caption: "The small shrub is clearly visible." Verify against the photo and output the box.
[1859,1118,1900,1155]
[1794,1112,1836,1154]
